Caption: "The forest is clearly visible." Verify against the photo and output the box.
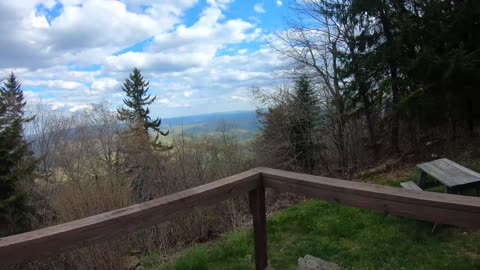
[1,0,479,269]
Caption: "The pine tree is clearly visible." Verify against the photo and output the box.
[291,75,320,173]
[256,75,324,174]
[118,68,169,137]
[117,68,169,202]
[0,73,36,236]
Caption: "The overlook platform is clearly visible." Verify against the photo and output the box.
[1,168,479,269]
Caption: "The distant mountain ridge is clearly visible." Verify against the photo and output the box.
[27,111,262,153]
[161,110,261,138]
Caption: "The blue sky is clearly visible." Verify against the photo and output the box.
[0,0,293,117]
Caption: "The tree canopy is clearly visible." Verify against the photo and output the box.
[118,67,169,137]
[258,0,480,174]
[0,73,36,236]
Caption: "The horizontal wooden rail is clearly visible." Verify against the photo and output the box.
[1,167,480,269]
[261,168,480,228]
[0,169,261,267]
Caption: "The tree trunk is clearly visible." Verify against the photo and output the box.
[360,85,379,160]
[467,93,474,136]
[379,3,400,153]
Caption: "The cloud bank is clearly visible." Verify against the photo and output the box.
[0,0,288,117]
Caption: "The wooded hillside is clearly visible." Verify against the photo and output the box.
[255,0,480,175]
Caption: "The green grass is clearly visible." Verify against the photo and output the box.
[144,165,480,270]
[144,200,480,270]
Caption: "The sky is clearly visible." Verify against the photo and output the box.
[0,0,292,118]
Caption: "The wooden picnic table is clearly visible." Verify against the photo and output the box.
[417,158,480,194]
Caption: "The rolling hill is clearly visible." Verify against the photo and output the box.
[161,110,261,140]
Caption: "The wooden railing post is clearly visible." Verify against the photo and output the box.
[249,181,268,270]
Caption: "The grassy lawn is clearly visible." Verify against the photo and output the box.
[144,200,480,270]
[144,164,480,270]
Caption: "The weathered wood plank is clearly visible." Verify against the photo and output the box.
[400,181,423,191]
[249,182,268,270]
[418,162,463,186]
[445,159,480,177]
[0,169,261,268]
[417,163,458,186]
[417,158,480,187]
[260,168,480,228]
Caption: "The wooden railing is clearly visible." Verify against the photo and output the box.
[1,168,480,269]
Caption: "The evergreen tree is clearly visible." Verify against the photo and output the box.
[118,67,169,136]
[291,75,320,173]
[117,68,169,202]
[256,76,325,174]
[0,73,36,236]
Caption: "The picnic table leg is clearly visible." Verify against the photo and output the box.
[419,171,427,189]
[447,187,459,194]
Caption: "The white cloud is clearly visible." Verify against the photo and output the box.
[206,0,233,9]
[104,2,260,74]
[276,0,282,6]
[14,66,100,84]
[23,79,85,90]
[0,0,197,69]
[1,0,291,117]
[69,104,93,112]
[158,98,170,104]
[30,12,49,29]
[156,97,191,108]
[50,103,66,111]
[231,95,250,102]
[90,78,120,95]
[169,102,191,108]
[48,1,159,51]
[23,90,41,101]
[253,3,266,13]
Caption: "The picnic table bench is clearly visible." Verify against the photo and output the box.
[400,181,423,191]
[417,158,480,194]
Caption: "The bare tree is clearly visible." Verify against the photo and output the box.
[274,0,354,173]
